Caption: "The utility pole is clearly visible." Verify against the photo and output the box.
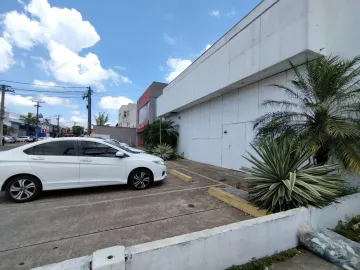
[0,85,14,146]
[56,115,61,137]
[32,100,45,138]
[82,86,92,135]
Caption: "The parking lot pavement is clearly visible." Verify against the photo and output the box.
[0,143,27,151]
[0,160,251,270]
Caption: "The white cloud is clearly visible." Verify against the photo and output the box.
[19,60,26,68]
[70,115,87,125]
[205,44,212,51]
[3,1,99,52]
[72,110,80,115]
[1,0,130,88]
[38,95,78,108]
[114,65,126,71]
[165,58,192,82]
[33,80,57,88]
[0,38,14,72]
[226,8,236,17]
[47,40,131,88]
[2,94,35,106]
[163,33,175,45]
[98,96,134,111]
[209,10,220,17]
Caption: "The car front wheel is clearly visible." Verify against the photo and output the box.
[5,176,41,203]
[129,169,152,190]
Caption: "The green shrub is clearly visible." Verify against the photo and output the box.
[142,120,178,147]
[226,248,303,270]
[333,215,360,243]
[242,140,344,213]
[144,144,154,154]
[152,144,174,160]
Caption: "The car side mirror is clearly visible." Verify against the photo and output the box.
[116,151,125,158]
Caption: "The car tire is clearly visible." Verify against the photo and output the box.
[129,168,153,190]
[5,176,41,203]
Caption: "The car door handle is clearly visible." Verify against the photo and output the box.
[31,156,45,161]
[80,158,92,162]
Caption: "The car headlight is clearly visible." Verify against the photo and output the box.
[153,160,165,165]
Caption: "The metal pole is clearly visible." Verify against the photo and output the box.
[0,86,5,146]
[57,115,60,137]
[0,85,13,146]
[159,118,162,145]
[87,86,92,135]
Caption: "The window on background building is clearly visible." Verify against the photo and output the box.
[139,102,149,124]
[124,111,127,118]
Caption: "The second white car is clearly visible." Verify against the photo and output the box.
[0,137,167,202]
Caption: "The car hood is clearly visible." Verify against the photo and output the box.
[135,153,164,162]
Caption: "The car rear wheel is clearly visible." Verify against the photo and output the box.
[129,169,152,190]
[5,176,41,203]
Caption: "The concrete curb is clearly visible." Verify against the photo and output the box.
[208,186,267,217]
[169,169,192,182]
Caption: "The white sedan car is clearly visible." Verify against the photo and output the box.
[0,137,167,202]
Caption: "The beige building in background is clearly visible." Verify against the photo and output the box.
[118,103,137,128]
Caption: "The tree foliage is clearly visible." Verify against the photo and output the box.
[95,112,109,126]
[3,125,16,135]
[253,55,360,174]
[20,112,37,125]
[72,125,84,136]
[142,120,178,147]
[242,140,344,213]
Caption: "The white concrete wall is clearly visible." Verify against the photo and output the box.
[125,194,360,270]
[32,194,360,270]
[158,0,360,116]
[157,0,314,116]
[171,70,296,169]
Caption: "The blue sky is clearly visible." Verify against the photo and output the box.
[0,0,260,128]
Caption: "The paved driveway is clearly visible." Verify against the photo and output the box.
[0,159,250,269]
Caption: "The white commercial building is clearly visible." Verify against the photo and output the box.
[157,0,360,170]
[118,103,137,128]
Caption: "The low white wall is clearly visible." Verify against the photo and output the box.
[125,194,360,270]
[32,194,360,270]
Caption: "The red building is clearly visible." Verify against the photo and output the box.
[137,82,168,146]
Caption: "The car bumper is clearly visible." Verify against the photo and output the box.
[153,165,167,182]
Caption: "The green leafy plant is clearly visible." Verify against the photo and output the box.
[95,112,109,126]
[253,55,360,174]
[20,112,37,125]
[226,248,303,270]
[333,215,360,243]
[142,120,178,147]
[144,143,154,154]
[242,140,344,213]
[72,125,84,136]
[152,143,174,160]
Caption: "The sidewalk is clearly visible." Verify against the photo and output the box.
[272,251,341,270]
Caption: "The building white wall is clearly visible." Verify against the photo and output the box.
[162,0,360,171]
[118,103,137,128]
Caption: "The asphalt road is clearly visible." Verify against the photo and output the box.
[0,160,250,269]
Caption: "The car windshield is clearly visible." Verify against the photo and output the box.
[104,139,141,154]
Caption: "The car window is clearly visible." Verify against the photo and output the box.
[104,139,140,154]
[29,141,76,156]
[80,141,118,157]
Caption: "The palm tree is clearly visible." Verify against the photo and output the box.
[142,119,178,147]
[95,112,109,126]
[253,55,360,173]
[20,113,37,125]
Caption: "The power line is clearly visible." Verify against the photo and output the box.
[11,87,85,93]
[7,92,83,99]
[0,80,87,89]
